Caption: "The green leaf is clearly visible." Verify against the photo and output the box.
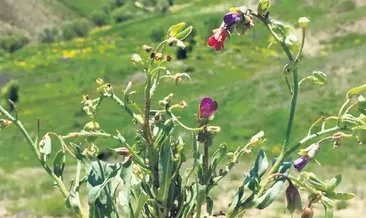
[210,143,228,177]
[347,84,366,98]
[308,173,328,192]
[352,124,366,144]
[256,161,292,209]
[175,26,193,40]
[311,71,327,85]
[134,191,149,218]
[167,22,186,37]
[254,149,269,178]
[157,140,174,201]
[322,197,334,218]
[326,192,355,200]
[325,174,342,191]
[358,95,366,115]
[53,150,65,178]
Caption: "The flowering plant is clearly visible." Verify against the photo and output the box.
[1,1,366,218]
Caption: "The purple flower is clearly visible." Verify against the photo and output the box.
[223,12,243,27]
[199,97,218,118]
[286,181,302,214]
[293,156,309,172]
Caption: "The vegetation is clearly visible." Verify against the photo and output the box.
[0,0,365,217]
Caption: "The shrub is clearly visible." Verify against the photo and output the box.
[150,26,165,42]
[111,7,132,23]
[90,11,110,27]
[1,80,19,111]
[61,19,91,41]
[0,35,29,53]
[38,26,59,43]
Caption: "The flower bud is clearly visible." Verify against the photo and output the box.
[0,119,12,129]
[298,143,320,159]
[96,78,104,86]
[114,147,129,156]
[298,17,310,28]
[286,181,302,214]
[249,131,265,146]
[84,121,101,131]
[142,45,152,52]
[131,54,142,64]
[257,0,271,15]
[167,37,177,46]
[165,55,172,62]
[312,71,327,85]
[206,125,221,134]
[301,207,314,218]
[154,53,163,61]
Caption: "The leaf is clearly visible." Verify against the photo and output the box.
[175,26,193,40]
[39,133,52,155]
[134,191,149,218]
[254,149,269,178]
[157,140,174,201]
[322,197,334,218]
[347,84,366,98]
[53,150,65,178]
[326,192,355,200]
[256,161,292,209]
[358,95,366,115]
[326,174,342,191]
[167,22,186,37]
[210,143,228,177]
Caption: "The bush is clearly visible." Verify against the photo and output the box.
[0,35,29,53]
[61,19,91,41]
[150,26,165,42]
[39,27,59,43]
[111,7,133,23]
[90,11,110,26]
[1,80,19,111]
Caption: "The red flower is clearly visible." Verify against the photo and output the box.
[207,28,229,51]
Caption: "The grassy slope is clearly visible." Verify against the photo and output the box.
[0,0,365,216]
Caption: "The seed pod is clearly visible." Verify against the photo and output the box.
[142,45,152,52]
[301,207,314,218]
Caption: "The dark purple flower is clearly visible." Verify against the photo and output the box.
[286,180,302,214]
[223,12,243,27]
[293,156,309,172]
[199,97,218,118]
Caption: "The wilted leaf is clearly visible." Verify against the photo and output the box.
[39,133,52,155]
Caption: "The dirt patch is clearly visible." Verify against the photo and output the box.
[302,17,366,56]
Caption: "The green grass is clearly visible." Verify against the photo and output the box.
[0,0,365,216]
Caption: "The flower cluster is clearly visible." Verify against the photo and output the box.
[207,7,254,51]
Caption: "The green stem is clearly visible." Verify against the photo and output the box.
[0,105,86,216]
[284,126,342,158]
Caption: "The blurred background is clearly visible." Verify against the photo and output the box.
[0,0,365,217]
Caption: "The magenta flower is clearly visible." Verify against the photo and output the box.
[223,12,243,27]
[293,156,309,172]
[199,97,218,119]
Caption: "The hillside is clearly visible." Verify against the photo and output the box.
[0,0,366,217]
